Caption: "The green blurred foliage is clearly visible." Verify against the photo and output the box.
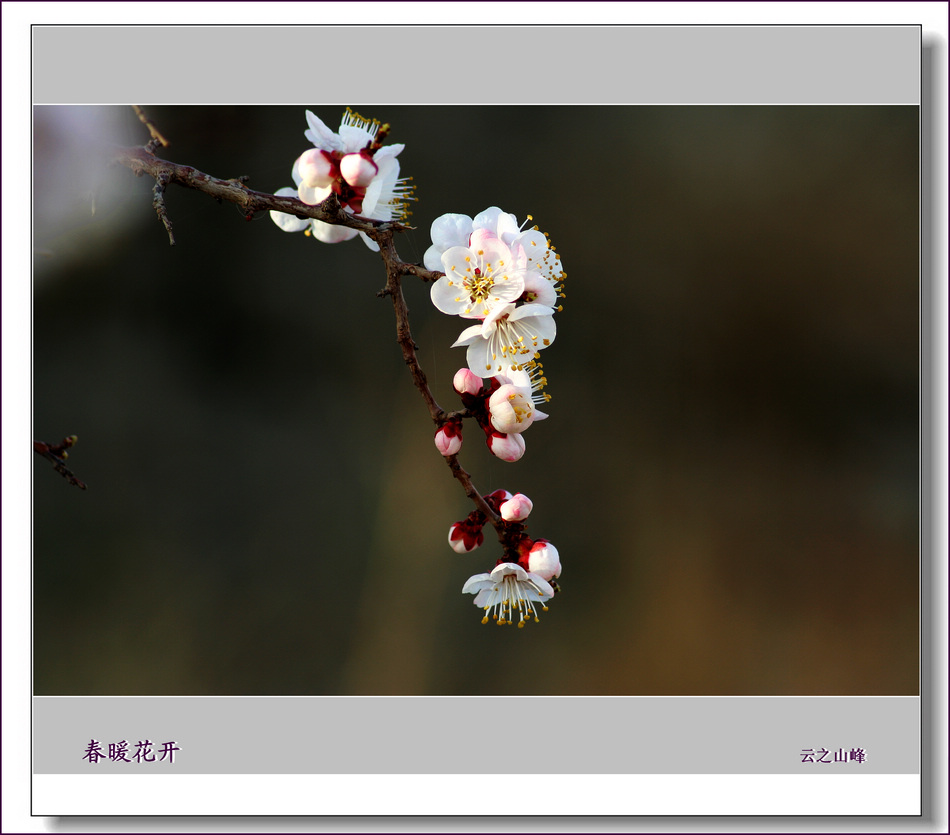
[32,105,918,694]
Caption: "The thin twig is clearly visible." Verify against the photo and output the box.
[34,436,87,490]
[132,105,170,148]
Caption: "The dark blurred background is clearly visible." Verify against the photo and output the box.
[32,105,919,695]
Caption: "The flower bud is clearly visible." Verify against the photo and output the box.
[448,521,483,553]
[297,149,336,189]
[487,431,526,462]
[434,424,462,456]
[340,152,379,188]
[453,368,483,397]
[528,540,561,580]
[500,493,533,522]
[488,384,536,434]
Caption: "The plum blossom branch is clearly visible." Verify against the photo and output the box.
[111,145,427,247]
[373,228,501,526]
[107,108,566,626]
[112,134,494,526]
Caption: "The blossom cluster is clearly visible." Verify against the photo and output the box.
[426,207,565,379]
[270,109,414,251]
[269,111,566,628]
[427,208,566,625]
[434,366,549,464]
[446,489,562,627]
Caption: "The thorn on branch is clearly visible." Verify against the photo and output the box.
[34,435,88,490]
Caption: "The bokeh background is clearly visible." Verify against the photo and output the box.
[32,105,919,695]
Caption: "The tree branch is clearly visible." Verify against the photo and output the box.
[132,105,170,149]
[34,436,87,490]
[112,138,502,535]
[112,145,417,241]
[373,229,502,528]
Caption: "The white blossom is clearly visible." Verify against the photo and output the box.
[270,109,413,250]
[462,562,554,627]
[452,302,556,377]
[430,229,527,319]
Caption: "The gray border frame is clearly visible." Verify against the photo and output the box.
[22,20,939,831]
[31,25,921,105]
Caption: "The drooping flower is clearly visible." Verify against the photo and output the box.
[430,229,527,319]
[270,108,414,251]
[452,302,556,377]
[488,381,548,434]
[462,562,555,627]
[505,362,552,417]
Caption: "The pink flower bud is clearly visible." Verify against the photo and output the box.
[340,152,379,188]
[297,149,336,189]
[448,521,483,553]
[500,493,533,522]
[483,488,513,516]
[488,384,536,434]
[453,368,483,397]
[434,424,462,456]
[528,540,561,580]
[487,431,526,462]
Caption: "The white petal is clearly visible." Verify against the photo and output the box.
[462,573,493,594]
[525,571,555,597]
[514,228,549,262]
[431,275,471,317]
[373,144,404,162]
[514,311,556,349]
[490,562,528,581]
[474,207,519,244]
[339,124,374,152]
[270,187,310,232]
[466,340,493,375]
[359,156,399,219]
[482,302,516,332]
[509,303,555,321]
[430,213,473,250]
[424,244,446,272]
[358,231,380,251]
[451,324,484,348]
[523,270,558,307]
[310,220,358,244]
[298,183,332,206]
[304,110,343,152]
